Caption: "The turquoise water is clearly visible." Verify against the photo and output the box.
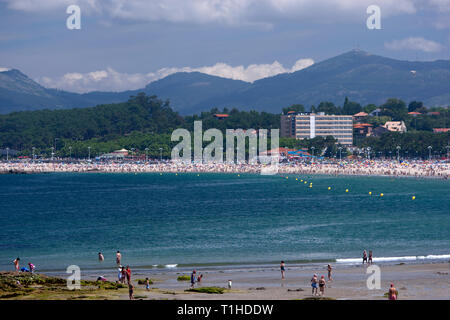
[0,173,448,272]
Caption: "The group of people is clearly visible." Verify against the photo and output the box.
[280,261,333,297]
[190,270,203,288]
[363,250,374,265]
[97,250,135,299]
[12,257,35,273]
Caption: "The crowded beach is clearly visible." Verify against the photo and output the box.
[0,159,448,178]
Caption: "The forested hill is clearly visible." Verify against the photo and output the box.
[1,50,449,114]
[0,94,280,152]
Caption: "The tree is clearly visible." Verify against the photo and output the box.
[342,97,362,115]
[316,102,340,115]
[282,104,305,114]
[408,101,423,113]
[381,98,408,121]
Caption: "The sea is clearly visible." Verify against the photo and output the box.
[0,173,449,274]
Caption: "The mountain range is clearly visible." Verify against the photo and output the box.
[1,50,449,115]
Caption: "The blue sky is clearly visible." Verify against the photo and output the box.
[0,0,449,92]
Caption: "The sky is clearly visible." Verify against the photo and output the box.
[0,0,449,93]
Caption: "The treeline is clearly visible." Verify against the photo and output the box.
[357,131,450,159]
[0,93,448,159]
[284,98,449,132]
[0,93,280,158]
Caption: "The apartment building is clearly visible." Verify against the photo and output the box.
[281,112,353,145]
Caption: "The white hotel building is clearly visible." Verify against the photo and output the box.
[281,112,353,145]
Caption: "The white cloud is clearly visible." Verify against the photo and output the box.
[384,37,443,52]
[429,0,450,12]
[0,67,11,72]
[36,58,314,93]
[2,0,418,25]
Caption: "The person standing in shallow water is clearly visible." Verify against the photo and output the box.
[368,250,373,265]
[190,270,196,288]
[116,251,121,265]
[280,261,286,280]
[125,266,131,284]
[98,252,104,262]
[363,250,368,264]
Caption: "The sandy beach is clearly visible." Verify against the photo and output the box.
[1,261,448,300]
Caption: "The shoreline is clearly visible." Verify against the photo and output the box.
[13,253,450,277]
[0,160,449,179]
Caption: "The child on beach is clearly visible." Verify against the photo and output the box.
[98,252,104,262]
[197,274,203,284]
[28,262,35,273]
[319,275,326,296]
[280,261,286,280]
[363,250,368,264]
[145,278,150,291]
[368,251,373,265]
[311,274,318,296]
[128,284,134,300]
[190,270,196,288]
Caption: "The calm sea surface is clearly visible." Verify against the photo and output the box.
[0,173,448,272]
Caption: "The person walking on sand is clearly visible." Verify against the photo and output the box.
[368,250,373,265]
[280,261,286,280]
[190,270,196,288]
[327,264,333,282]
[116,251,121,265]
[311,274,318,296]
[145,278,150,291]
[128,284,134,300]
[362,250,368,264]
[319,275,326,296]
[98,252,104,262]
[388,283,398,300]
[13,257,20,271]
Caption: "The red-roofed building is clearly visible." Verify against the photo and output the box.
[354,123,373,137]
[353,112,368,122]
[408,111,422,116]
[214,114,229,119]
[433,128,450,133]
